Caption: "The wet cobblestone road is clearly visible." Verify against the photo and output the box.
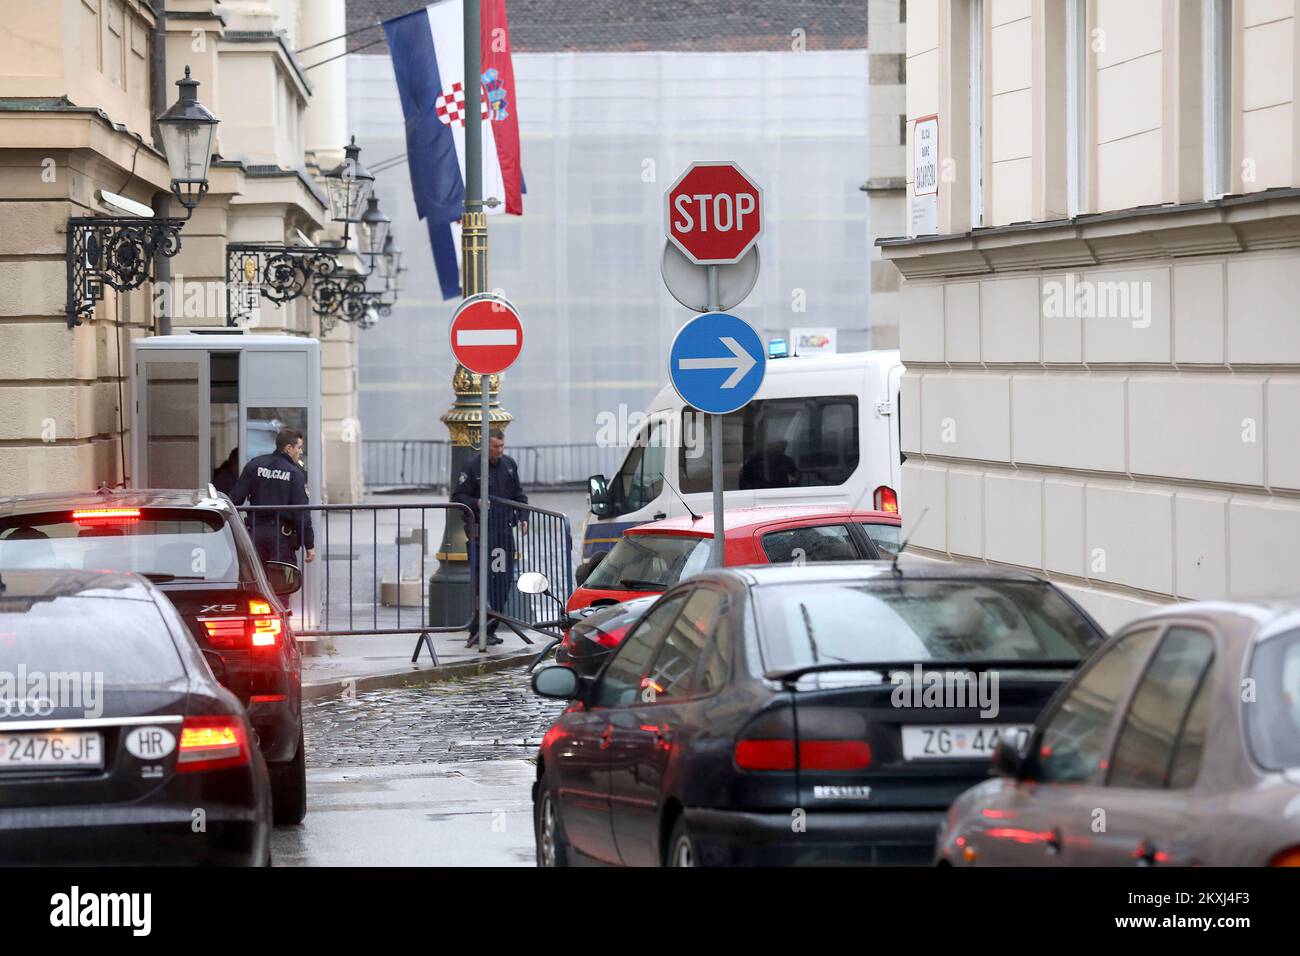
[303,669,566,769]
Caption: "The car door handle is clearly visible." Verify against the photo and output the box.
[653,512,667,520]
[599,725,613,750]
[1045,827,1063,856]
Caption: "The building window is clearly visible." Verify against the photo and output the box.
[1202,0,1232,199]
[1065,0,1089,217]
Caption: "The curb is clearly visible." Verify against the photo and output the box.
[301,648,540,701]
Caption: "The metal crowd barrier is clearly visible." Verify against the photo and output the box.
[486,495,576,640]
[238,501,473,665]
[236,498,577,661]
[361,439,623,492]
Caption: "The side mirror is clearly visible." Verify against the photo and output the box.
[201,649,227,683]
[531,665,580,700]
[992,731,1027,779]
[516,571,550,595]
[265,560,302,596]
[588,474,611,517]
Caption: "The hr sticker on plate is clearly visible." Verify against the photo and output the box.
[124,726,177,760]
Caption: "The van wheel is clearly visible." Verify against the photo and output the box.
[270,729,307,825]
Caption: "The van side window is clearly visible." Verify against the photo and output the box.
[679,397,859,494]
[607,420,665,516]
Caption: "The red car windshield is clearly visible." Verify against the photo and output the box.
[583,534,710,592]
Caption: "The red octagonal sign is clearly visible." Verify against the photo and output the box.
[449,293,523,375]
[665,161,764,265]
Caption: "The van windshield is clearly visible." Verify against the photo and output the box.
[584,534,711,592]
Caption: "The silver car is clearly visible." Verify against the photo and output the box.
[937,598,1300,866]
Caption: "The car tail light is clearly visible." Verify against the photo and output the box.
[72,507,141,526]
[735,739,797,771]
[199,598,283,649]
[735,707,872,771]
[873,486,899,514]
[176,715,250,772]
[1269,846,1300,867]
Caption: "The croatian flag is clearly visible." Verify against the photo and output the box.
[384,0,524,299]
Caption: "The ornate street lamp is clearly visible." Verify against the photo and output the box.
[322,136,374,242]
[66,66,218,327]
[360,194,391,261]
[380,233,403,290]
[156,66,219,212]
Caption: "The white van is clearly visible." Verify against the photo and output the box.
[580,349,904,559]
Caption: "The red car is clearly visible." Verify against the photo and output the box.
[567,505,902,614]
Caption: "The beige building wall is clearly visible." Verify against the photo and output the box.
[885,0,1300,631]
[865,0,908,348]
[0,0,367,501]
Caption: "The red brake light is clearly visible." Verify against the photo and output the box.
[873,486,899,514]
[735,739,797,771]
[72,507,141,526]
[199,598,282,649]
[735,739,870,771]
[1269,846,1300,867]
[176,715,249,772]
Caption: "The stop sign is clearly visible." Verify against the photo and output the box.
[449,293,523,375]
[665,161,764,265]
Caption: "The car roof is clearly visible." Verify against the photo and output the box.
[1114,596,1300,643]
[627,506,901,538]
[713,558,1049,587]
[0,487,233,516]
[0,568,156,602]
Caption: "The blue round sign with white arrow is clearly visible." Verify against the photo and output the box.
[669,311,767,415]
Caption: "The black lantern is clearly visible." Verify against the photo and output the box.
[360,194,391,259]
[324,136,375,227]
[380,233,402,283]
[156,66,219,212]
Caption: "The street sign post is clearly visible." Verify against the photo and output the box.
[449,292,522,652]
[662,162,765,570]
[668,312,766,567]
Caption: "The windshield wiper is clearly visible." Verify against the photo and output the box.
[140,572,205,583]
[617,579,668,591]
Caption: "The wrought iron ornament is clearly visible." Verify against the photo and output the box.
[226,243,349,328]
[65,217,184,327]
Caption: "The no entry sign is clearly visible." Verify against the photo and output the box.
[665,161,764,265]
[449,293,523,375]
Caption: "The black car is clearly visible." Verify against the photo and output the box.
[556,595,658,679]
[939,598,1300,866]
[0,487,307,824]
[0,569,271,865]
[530,561,1107,866]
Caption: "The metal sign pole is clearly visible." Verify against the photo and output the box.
[478,387,490,652]
[707,265,724,569]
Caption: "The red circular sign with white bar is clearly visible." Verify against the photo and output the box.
[449,294,523,374]
[665,161,764,265]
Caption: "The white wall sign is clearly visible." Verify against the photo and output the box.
[790,327,837,355]
[912,114,938,235]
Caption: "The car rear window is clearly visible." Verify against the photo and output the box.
[755,579,1103,675]
[584,534,710,592]
[1244,628,1300,771]
[0,593,186,686]
[0,509,242,583]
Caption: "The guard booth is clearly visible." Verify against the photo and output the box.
[131,332,323,629]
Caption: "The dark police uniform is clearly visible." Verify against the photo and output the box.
[229,449,315,566]
[452,453,527,638]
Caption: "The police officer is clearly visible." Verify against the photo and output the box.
[229,428,316,569]
[452,428,527,645]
